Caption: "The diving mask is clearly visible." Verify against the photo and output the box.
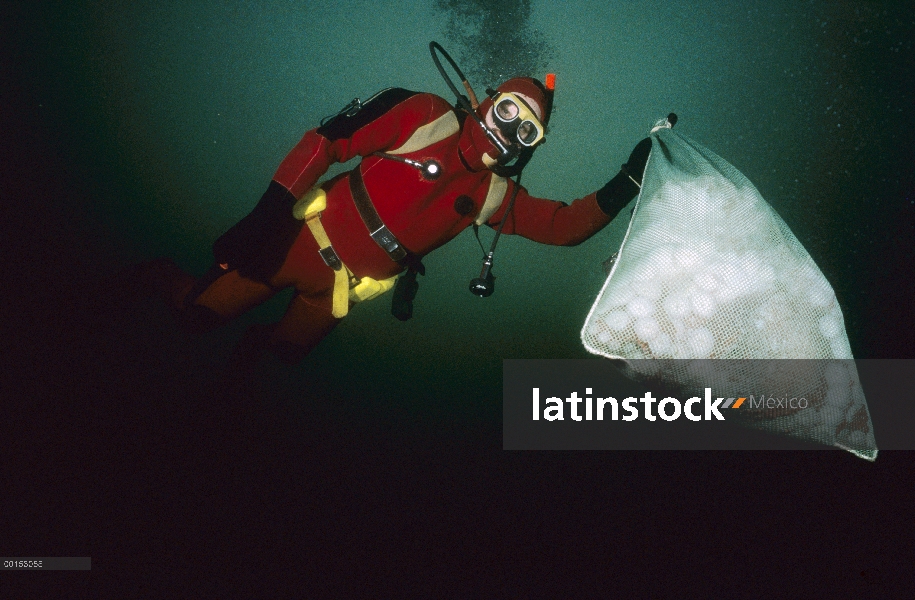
[491,92,545,148]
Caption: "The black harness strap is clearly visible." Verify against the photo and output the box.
[348,166,425,275]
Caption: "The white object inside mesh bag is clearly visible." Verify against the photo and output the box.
[581,120,877,460]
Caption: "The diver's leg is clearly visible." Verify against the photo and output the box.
[269,292,344,363]
[230,291,343,366]
[100,257,259,334]
[222,193,345,365]
[180,269,278,334]
[232,294,343,368]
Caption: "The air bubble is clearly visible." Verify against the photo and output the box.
[663,292,692,319]
[673,252,699,273]
[633,317,661,341]
[604,310,631,331]
[807,283,835,308]
[685,327,715,358]
[694,272,718,291]
[627,296,656,318]
[818,314,843,339]
[829,337,852,359]
[691,291,717,318]
[648,332,673,355]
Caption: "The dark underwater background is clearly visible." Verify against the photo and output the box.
[3,0,914,595]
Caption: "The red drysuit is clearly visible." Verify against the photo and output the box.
[169,86,614,361]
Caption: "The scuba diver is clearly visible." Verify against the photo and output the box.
[127,43,653,365]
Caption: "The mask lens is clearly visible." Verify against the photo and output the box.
[490,93,544,150]
[495,98,519,122]
[517,121,539,145]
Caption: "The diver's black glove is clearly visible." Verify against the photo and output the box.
[212,180,301,279]
[391,269,420,321]
[622,137,652,184]
[595,137,652,219]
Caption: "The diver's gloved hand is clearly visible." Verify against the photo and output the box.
[391,269,420,321]
[596,137,652,219]
[622,137,652,184]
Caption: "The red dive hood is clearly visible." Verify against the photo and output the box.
[457,76,554,172]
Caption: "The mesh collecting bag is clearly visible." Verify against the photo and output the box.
[581,121,877,460]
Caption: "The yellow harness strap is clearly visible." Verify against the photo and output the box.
[305,218,351,318]
[293,188,396,318]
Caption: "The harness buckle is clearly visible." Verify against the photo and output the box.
[369,225,407,261]
[318,246,343,271]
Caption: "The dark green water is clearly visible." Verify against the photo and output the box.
[3,1,914,593]
[21,0,911,376]
[7,0,914,443]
